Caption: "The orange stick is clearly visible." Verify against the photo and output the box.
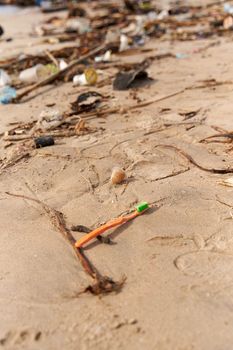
[75,210,141,248]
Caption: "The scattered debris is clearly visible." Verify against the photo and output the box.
[94,50,112,63]
[71,91,103,113]
[73,67,98,86]
[19,64,46,83]
[0,86,16,104]
[1,0,233,303]
[119,34,130,52]
[0,69,11,87]
[36,109,63,131]
[59,59,68,70]
[34,135,55,148]
[113,68,150,90]
[224,3,233,15]
[71,224,112,244]
[75,202,149,248]
[14,43,107,101]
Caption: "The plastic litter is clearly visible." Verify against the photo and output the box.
[224,3,233,15]
[94,50,112,63]
[73,68,98,86]
[75,202,149,248]
[45,64,59,75]
[73,73,87,86]
[36,109,63,131]
[0,69,11,87]
[34,135,55,148]
[113,68,149,90]
[175,53,189,59]
[0,86,16,104]
[119,34,130,52]
[66,18,90,34]
[59,59,68,70]
[19,64,58,83]
[19,64,45,83]
[71,91,103,113]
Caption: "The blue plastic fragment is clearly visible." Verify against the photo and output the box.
[0,86,16,104]
[224,3,233,15]
[175,53,189,59]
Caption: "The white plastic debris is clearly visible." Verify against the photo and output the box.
[73,68,98,86]
[0,69,11,87]
[73,73,88,86]
[224,3,233,15]
[121,22,137,35]
[19,64,45,83]
[36,109,63,131]
[94,50,112,63]
[59,59,68,70]
[135,16,146,35]
[119,34,129,52]
[157,10,168,20]
[66,18,90,34]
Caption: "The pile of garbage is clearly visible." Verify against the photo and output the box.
[1,0,233,164]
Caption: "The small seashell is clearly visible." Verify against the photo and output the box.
[110,167,126,185]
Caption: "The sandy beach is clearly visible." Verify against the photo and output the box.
[0,1,233,349]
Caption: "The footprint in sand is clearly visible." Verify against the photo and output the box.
[0,329,42,348]
[175,251,233,299]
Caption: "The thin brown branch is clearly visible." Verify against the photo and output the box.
[79,88,186,120]
[154,144,233,174]
[200,132,233,143]
[5,191,97,278]
[44,49,59,67]
[5,191,125,295]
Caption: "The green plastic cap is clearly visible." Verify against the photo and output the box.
[136,202,149,213]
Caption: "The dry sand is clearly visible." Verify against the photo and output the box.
[1,2,233,349]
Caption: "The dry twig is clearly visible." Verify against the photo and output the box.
[154,144,233,174]
[6,191,125,295]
